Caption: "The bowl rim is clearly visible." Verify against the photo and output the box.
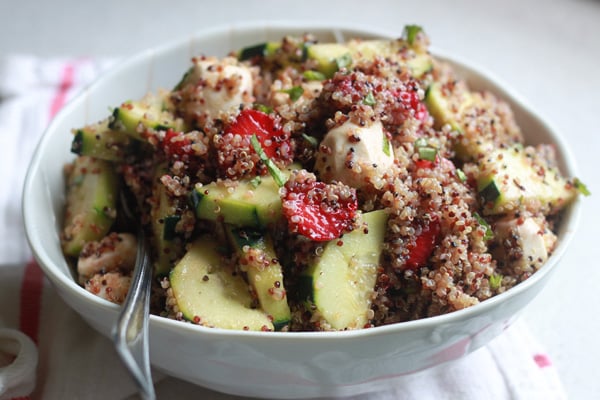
[23,20,583,341]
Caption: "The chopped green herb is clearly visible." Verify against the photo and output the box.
[253,104,273,114]
[250,175,262,188]
[574,178,591,196]
[418,146,437,161]
[474,212,493,241]
[335,53,352,70]
[363,91,376,106]
[250,134,287,187]
[403,25,423,46]
[489,273,503,290]
[303,70,326,81]
[414,137,437,161]
[281,86,304,102]
[456,168,467,182]
[302,133,318,148]
[382,136,391,157]
[414,137,428,148]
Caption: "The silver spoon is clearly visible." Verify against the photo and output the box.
[112,192,156,400]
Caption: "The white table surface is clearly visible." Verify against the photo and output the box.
[2,0,599,398]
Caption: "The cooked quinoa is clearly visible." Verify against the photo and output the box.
[61,26,583,332]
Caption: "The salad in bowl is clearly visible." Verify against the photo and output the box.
[60,25,585,334]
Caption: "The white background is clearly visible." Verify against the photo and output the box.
[1,0,599,398]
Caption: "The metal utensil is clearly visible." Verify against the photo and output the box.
[112,192,156,400]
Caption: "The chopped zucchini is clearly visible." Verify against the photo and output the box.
[226,226,291,330]
[150,165,185,276]
[306,38,433,78]
[238,42,281,60]
[424,81,473,132]
[424,81,495,161]
[71,118,137,162]
[191,178,281,228]
[62,156,119,257]
[476,145,578,215]
[191,165,299,228]
[110,93,186,140]
[302,210,388,330]
[306,43,352,78]
[169,236,274,331]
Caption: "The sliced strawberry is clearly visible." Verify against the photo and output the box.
[161,129,193,159]
[281,171,358,241]
[404,217,440,270]
[226,109,289,159]
[414,158,437,170]
[216,109,292,179]
[398,90,429,122]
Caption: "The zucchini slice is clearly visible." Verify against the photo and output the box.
[169,236,274,331]
[238,42,281,61]
[110,93,186,140]
[71,118,137,162]
[62,156,119,257]
[476,145,578,215]
[226,226,291,330]
[191,175,283,228]
[306,38,433,79]
[150,165,185,276]
[302,210,388,330]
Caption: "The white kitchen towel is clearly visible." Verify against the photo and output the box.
[0,55,567,400]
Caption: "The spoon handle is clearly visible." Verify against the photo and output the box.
[112,230,156,400]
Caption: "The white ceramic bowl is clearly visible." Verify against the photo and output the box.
[23,22,581,399]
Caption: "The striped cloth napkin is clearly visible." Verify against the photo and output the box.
[0,55,568,400]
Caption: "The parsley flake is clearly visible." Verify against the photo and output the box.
[303,70,326,81]
[456,168,467,182]
[363,91,376,106]
[574,178,591,196]
[489,273,503,290]
[474,212,493,241]
[403,25,423,46]
[281,86,304,102]
[250,134,287,187]
[335,53,352,71]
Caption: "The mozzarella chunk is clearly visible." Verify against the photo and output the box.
[181,56,254,123]
[493,216,557,273]
[315,119,394,189]
[77,232,137,284]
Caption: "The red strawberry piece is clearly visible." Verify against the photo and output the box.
[226,109,288,159]
[281,173,358,242]
[404,217,440,270]
[414,158,437,170]
[161,129,192,159]
[398,90,429,122]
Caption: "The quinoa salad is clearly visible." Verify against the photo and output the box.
[61,25,587,332]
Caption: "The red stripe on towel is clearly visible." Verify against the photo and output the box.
[20,61,77,346]
[48,62,75,119]
[19,260,44,345]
